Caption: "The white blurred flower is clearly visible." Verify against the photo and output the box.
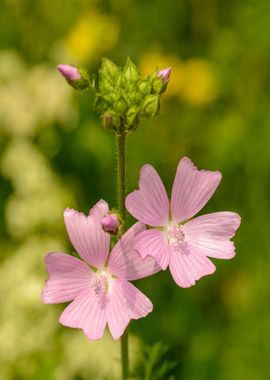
[0,51,78,137]
[1,138,74,237]
[0,237,65,379]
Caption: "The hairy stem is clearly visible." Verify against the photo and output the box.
[117,133,126,237]
[117,133,129,379]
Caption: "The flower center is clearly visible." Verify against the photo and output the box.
[91,270,113,297]
[167,224,185,249]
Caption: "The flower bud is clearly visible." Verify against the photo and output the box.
[125,106,139,129]
[123,58,139,81]
[114,96,128,114]
[101,213,120,234]
[141,94,160,118]
[157,67,171,84]
[91,57,171,134]
[102,111,121,130]
[95,96,110,114]
[101,58,119,81]
[152,77,164,94]
[103,113,113,129]
[57,64,89,90]
[138,80,151,96]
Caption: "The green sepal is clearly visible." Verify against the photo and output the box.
[98,58,119,92]
[94,95,110,114]
[152,76,164,95]
[125,106,139,129]
[141,94,160,118]
[102,111,121,130]
[123,58,139,82]
[68,68,90,90]
[114,96,128,114]
[138,79,152,96]
[100,57,119,80]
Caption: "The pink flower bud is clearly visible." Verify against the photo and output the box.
[57,64,81,82]
[57,64,89,90]
[157,67,171,83]
[101,213,120,234]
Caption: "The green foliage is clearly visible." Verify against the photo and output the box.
[133,342,177,380]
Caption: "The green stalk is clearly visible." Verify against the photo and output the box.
[117,133,127,237]
[116,133,129,379]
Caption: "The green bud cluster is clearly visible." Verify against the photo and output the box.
[93,58,168,134]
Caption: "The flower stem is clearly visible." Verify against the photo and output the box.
[117,133,126,237]
[116,132,129,379]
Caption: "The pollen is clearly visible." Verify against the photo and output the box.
[167,224,186,249]
[91,271,113,297]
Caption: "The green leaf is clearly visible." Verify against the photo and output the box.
[133,342,177,380]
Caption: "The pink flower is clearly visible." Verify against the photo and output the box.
[125,157,241,288]
[101,213,120,234]
[42,200,160,340]
[157,67,171,83]
[58,64,81,82]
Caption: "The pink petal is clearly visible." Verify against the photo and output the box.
[106,279,153,340]
[59,288,107,340]
[134,229,172,270]
[108,223,161,280]
[169,246,216,288]
[157,67,171,83]
[42,252,92,304]
[89,199,109,218]
[171,157,222,223]
[64,201,110,268]
[126,164,169,227]
[58,64,81,81]
[183,212,241,259]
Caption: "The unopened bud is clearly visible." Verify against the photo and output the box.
[100,58,119,80]
[101,213,120,234]
[141,94,160,118]
[138,80,151,96]
[114,96,128,114]
[103,113,113,129]
[57,64,89,90]
[125,106,139,129]
[102,111,121,130]
[157,67,171,84]
[123,58,139,81]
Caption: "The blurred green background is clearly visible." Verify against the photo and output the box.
[0,0,269,379]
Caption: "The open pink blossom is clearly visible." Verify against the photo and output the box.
[126,157,241,288]
[42,200,160,340]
